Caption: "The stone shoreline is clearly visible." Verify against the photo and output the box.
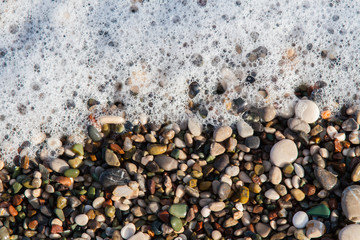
[0,99,360,239]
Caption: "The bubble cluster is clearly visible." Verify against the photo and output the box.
[0,0,359,161]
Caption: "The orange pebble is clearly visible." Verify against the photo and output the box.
[321,110,331,119]
[8,205,18,216]
[56,176,72,187]
[334,139,342,152]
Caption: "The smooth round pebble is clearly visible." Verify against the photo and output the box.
[75,214,89,226]
[292,211,309,229]
[270,139,298,167]
[339,224,360,240]
[342,185,360,222]
[295,99,320,123]
[121,223,136,239]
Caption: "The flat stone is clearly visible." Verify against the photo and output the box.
[342,185,360,222]
[105,149,120,167]
[154,155,178,171]
[92,197,105,209]
[49,158,69,173]
[307,204,330,218]
[218,182,231,200]
[314,167,338,191]
[306,220,325,239]
[270,139,298,167]
[342,118,359,131]
[265,189,280,200]
[113,185,134,198]
[245,136,260,149]
[223,217,238,228]
[169,204,188,218]
[339,224,360,240]
[295,100,320,123]
[64,169,80,178]
[292,211,309,229]
[237,120,254,138]
[99,168,130,188]
[188,117,202,136]
[121,223,136,239]
[210,142,225,156]
[148,144,167,155]
[213,154,229,172]
[213,126,232,142]
[209,202,225,212]
[255,222,271,238]
[288,118,310,133]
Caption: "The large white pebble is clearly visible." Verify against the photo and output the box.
[121,223,136,239]
[342,185,360,222]
[75,214,89,226]
[295,100,320,123]
[292,211,309,229]
[339,224,360,240]
[270,139,298,167]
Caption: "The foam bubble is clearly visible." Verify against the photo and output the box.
[0,0,360,160]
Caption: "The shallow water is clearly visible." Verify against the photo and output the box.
[0,0,359,160]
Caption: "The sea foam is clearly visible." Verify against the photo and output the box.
[0,0,359,160]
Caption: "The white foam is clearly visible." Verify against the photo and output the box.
[0,0,359,161]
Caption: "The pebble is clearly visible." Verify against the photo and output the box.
[210,142,226,156]
[154,155,178,171]
[213,126,232,142]
[314,167,338,191]
[295,100,320,123]
[99,168,130,188]
[88,125,102,141]
[342,185,360,222]
[291,189,305,201]
[75,214,89,226]
[245,136,260,149]
[292,211,309,229]
[218,182,231,200]
[339,224,360,240]
[214,154,229,171]
[269,166,282,185]
[349,130,360,144]
[288,118,310,133]
[98,116,125,125]
[351,162,360,182]
[225,165,239,177]
[113,185,134,199]
[342,118,359,131]
[170,216,183,232]
[128,232,150,240]
[255,222,272,238]
[169,204,188,218]
[148,144,167,155]
[305,220,326,238]
[260,106,276,122]
[270,139,298,167]
[237,120,254,138]
[188,117,202,136]
[121,223,136,239]
[265,189,280,200]
[49,158,69,173]
[211,230,222,240]
[209,202,225,212]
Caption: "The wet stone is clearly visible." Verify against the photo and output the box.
[169,204,188,218]
[105,149,120,167]
[307,204,330,218]
[99,168,130,188]
[170,216,183,232]
[154,155,178,171]
[342,118,359,131]
[314,167,338,191]
[88,125,102,142]
[245,136,260,149]
[218,182,231,200]
[213,154,229,172]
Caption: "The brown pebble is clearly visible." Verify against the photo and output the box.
[51,225,63,234]
[12,195,23,206]
[248,224,255,233]
[28,220,38,230]
[21,156,30,169]
[158,211,170,223]
[110,143,125,154]
[303,184,316,196]
[328,198,338,209]
[8,205,18,216]
[253,205,264,214]
[55,176,72,187]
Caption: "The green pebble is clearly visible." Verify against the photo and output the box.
[57,196,67,209]
[78,190,87,195]
[87,186,96,199]
[170,216,183,232]
[169,204,188,218]
[88,125,102,142]
[68,158,83,168]
[72,144,84,156]
[18,212,26,219]
[171,149,180,159]
[12,167,21,179]
[12,182,22,194]
[105,205,115,218]
[54,208,65,221]
[64,169,80,178]
[307,204,331,218]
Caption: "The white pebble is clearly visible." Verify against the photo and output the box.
[121,223,136,239]
[292,211,309,229]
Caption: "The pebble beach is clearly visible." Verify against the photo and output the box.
[1,1,360,240]
[1,96,360,239]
